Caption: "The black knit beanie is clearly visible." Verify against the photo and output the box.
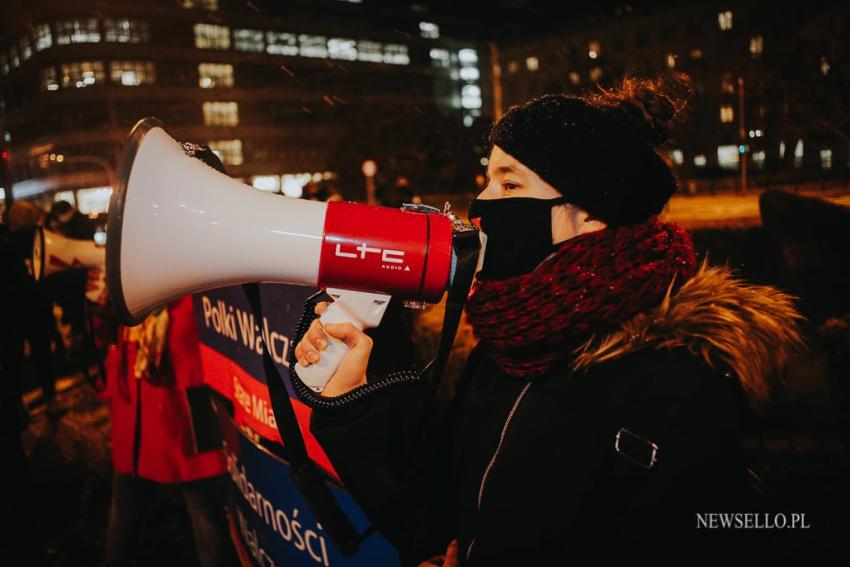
[489,93,678,227]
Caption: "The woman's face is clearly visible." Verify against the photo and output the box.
[476,145,607,244]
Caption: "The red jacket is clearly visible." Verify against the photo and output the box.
[103,295,225,483]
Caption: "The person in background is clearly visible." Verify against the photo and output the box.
[101,144,236,567]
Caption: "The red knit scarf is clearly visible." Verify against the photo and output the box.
[465,216,697,379]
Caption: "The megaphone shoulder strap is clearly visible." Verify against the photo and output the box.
[242,283,362,556]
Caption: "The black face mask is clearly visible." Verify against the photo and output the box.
[468,196,568,281]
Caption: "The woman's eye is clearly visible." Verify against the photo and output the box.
[503,182,519,191]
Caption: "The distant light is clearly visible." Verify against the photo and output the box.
[311,172,323,183]
[694,154,707,167]
[738,144,747,154]
[671,149,684,165]
[820,56,830,76]
[282,176,305,198]
[463,115,474,127]
[419,21,439,39]
[749,130,755,138]
[77,187,112,215]
[525,56,539,71]
[779,141,786,159]
[459,67,480,81]
[458,48,478,65]
[94,231,107,246]
[755,129,763,137]
[588,41,600,60]
[588,51,598,59]
[56,154,65,162]
[717,145,740,169]
[794,139,804,158]
[480,157,489,166]
[251,175,280,192]
[361,160,377,177]
[666,53,676,68]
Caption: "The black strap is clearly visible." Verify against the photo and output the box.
[422,228,481,396]
[242,283,361,556]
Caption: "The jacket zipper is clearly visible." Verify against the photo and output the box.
[466,382,531,562]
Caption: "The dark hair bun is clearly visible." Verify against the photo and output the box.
[584,73,693,147]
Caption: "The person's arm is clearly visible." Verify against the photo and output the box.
[296,300,464,564]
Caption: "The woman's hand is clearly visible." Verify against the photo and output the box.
[293,301,374,397]
[419,540,459,567]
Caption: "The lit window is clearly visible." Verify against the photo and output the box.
[251,175,280,193]
[461,86,482,110]
[569,71,581,86]
[19,36,33,61]
[720,105,734,123]
[717,145,740,170]
[104,19,150,43]
[198,63,234,88]
[194,24,230,49]
[718,11,733,31]
[459,67,480,81]
[383,44,409,65]
[820,149,832,170]
[526,56,539,71]
[670,149,684,165]
[41,67,59,91]
[358,41,384,63]
[180,0,219,9]
[55,19,101,45]
[694,154,707,167]
[588,40,600,59]
[110,61,155,86]
[666,53,676,68]
[234,28,264,52]
[590,67,602,82]
[793,139,804,169]
[203,102,239,126]
[208,140,243,166]
[429,48,450,68]
[9,46,19,68]
[61,61,105,88]
[35,23,52,51]
[329,38,358,61]
[779,141,786,160]
[749,35,763,57]
[690,47,703,60]
[507,61,519,74]
[299,35,328,58]
[267,31,298,55]
[458,49,478,65]
[419,22,439,39]
[820,56,830,76]
[282,173,312,198]
[77,187,112,215]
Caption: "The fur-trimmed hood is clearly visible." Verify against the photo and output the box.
[571,260,805,405]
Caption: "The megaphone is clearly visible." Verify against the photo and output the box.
[107,117,481,393]
[33,226,107,302]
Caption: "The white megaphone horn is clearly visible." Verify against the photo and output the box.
[33,225,105,279]
[107,118,481,393]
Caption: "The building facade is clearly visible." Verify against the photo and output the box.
[496,0,849,192]
[0,0,491,211]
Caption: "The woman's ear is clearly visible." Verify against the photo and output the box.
[577,210,607,235]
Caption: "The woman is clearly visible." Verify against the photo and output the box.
[294,75,804,564]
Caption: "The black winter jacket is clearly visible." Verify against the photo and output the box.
[310,263,803,565]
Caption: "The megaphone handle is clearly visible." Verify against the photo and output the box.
[293,288,391,393]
